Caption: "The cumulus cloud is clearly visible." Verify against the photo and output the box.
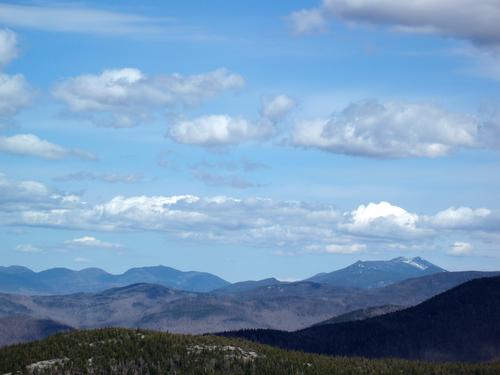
[341,201,425,239]
[53,68,244,128]
[0,173,80,215]
[429,206,494,230]
[0,30,33,122]
[290,0,500,47]
[169,115,273,146]
[65,236,123,249]
[55,171,143,183]
[15,244,42,253]
[293,100,483,158]
[0,134,96,160]
[448,241,473,256]
[261,95,296,122]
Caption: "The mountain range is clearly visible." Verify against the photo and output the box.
[1,270,498,339]
[1,256,499,354]
[222,275,500,362]
[0,257,446,295]
[0,265,230,294]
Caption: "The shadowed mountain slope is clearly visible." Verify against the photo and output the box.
[221,276,500,362]
[0,315,73,347]
[2,328,500,375]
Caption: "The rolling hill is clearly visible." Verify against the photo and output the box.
[1,328,499,375]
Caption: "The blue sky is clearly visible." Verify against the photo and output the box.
[1,0,500,282]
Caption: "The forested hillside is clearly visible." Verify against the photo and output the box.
[1,328,500,375]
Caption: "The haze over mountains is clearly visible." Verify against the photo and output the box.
[1,271,498,339]
[0,265,230,294]
[1,257,498,350]
[0,257,445,295]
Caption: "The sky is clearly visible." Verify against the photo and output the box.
[1,0,500,282]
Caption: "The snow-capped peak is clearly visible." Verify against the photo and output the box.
[394,257,428,270]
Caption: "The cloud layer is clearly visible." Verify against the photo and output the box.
[292,100,491,158]
[289,0,500,48]
[1,174,497,255]
[53,68,244,128]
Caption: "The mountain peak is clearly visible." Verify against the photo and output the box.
[307,257,446,289]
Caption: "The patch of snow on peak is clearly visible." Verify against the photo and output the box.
[400,257,428,270]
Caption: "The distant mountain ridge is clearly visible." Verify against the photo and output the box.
[306,257,446,288]
[0,265,230,294]
[221,275,500,362]
[1,271,498,337]
[0,257,446,295]
[213,278,283,294]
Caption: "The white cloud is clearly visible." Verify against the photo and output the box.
[15,244,42,253]
[0,134,96,160]
[261,95,296,122]
[74,257,90,263]
[293,100,481,158]
[292,0,500,47]
[169,115,273,146]
[448,241,473,256]
[0,173,80,217]
[307,243,366,254]
[0,29,18,67]
[0,3,171,36]
[342,201,424,239]
[65,236,123,249]
[53,68,244,128]
[430,207,493,230]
